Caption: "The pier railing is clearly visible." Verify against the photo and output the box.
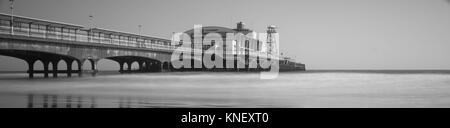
[0,15,175,51]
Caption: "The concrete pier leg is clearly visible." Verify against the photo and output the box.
[89,59,98,76]
[138,61,144,72]
[159,62,163,72]
[145,62,150,72]
[26,59,36,78]
[119,61,124,73]
[143,62,148,72]
[78,60,83,77]
[161,63,165,72]
[147,62,152,71]
[52,60,58,78]
[127,61,132,72]
[67,60,73,77]
[43,61,49,78]
[67,63,72,77]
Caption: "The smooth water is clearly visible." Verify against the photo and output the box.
[1,70,450,108]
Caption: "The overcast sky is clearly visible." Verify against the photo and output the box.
[1,0,450,70]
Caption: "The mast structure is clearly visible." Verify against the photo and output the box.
[266,25,278,57]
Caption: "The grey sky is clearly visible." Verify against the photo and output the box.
[1,0,450,70]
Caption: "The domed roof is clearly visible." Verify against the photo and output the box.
[184,26,237,35]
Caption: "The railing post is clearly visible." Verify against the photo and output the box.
[45,25,49,38]
[109,34,112,44]
[74,29,77,41]
[118,35,121,45]
[88,29,91,43]
[60,27,64,40]
[28,23,31,37]
[127,36,129,46]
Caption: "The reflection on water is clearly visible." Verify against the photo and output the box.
[27,94,179,108]
[26,93,193,108]
[27,94,96,108]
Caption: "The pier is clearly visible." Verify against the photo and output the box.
[0,13,175,78]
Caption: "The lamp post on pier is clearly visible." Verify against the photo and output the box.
[88,14,94,42]
[9,0,15,35]
[138,25,142,47]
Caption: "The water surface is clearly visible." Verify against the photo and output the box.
[1,70,450,108]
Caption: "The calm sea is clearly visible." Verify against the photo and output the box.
[1,70,450,108]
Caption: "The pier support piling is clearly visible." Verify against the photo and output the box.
[88,59,99,76]
[43,60,49,78]
[119,61,124,73]
[26,59,36,78]
[52,60,58,78]
[126,61,132,72]
[78,60,83,77]
[66,59,73,77]
[138,61,144,72]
